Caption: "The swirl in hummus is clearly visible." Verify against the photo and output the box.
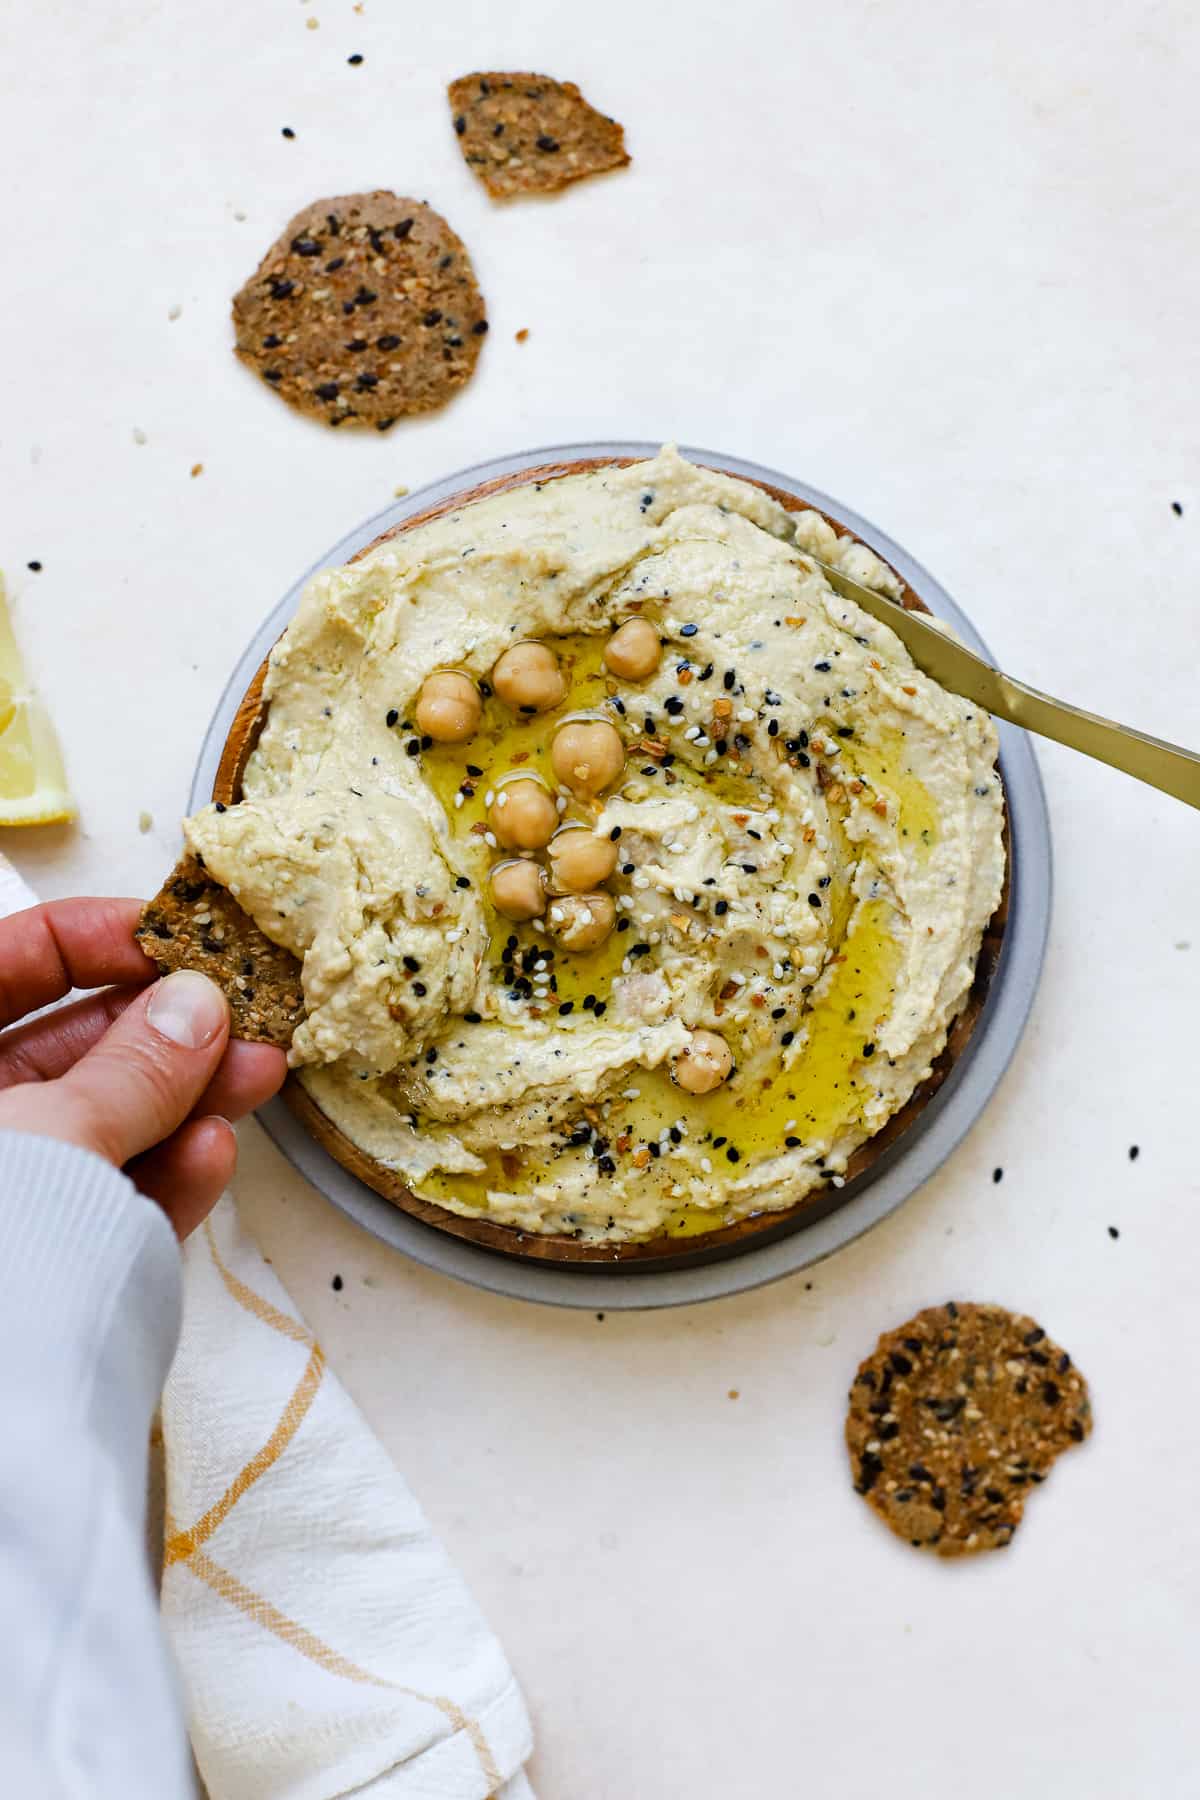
[186,449,1005,1242]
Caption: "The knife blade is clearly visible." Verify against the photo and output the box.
[804,552,1200,811]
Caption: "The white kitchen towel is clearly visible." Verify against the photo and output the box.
[161,1195,534,1800]
[0,850,37,918]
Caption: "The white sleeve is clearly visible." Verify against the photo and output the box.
[0,1133,194,1799]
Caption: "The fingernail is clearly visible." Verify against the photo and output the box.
[147,970,228,1049]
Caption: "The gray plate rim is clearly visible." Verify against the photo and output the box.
[191,440,1052,1312]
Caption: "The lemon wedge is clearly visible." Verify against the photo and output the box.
[0,576,75,827]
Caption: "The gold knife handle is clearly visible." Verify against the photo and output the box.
[991,674,1200,810]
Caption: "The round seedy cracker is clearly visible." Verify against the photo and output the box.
[232,193,488,429]
[448,71,630,199]
[845,1302,1092,1556]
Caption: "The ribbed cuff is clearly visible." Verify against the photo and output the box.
[0,1134,182,1490]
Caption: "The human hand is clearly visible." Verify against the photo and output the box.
[0,898,287,1238]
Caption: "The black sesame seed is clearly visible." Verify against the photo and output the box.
[454,114,466,134]
[862,1043,875,1058]
[699,663,714,681]
[315,381,340,401]
[463,1010,482,1023]
[536,134,560,152]
[767,719,779,737]
[780,1030,794,1046]
[616,917,630,932]
[422,309,443,327]
[394,218,413,239]
[836,726,854,738]
[813,660,831,672]
[609,826,622,841]
[403,956,421,972]
[262,333,282,348]
[281,126,295,138]
[771,1006,786,1019]
[726,1147,741,1163]
[713,1136,727,1148]
[785,1135,802,1148]
[425,1047,437,1064]
[412,982,427,996]
[472,319,489,335]
[405,739,420,756]
[332,1274,343,1291]
[465,763,483,777]
[808,892,822,908]
[714,900,728,916]
[993,1167,1003,1183]
[291,236,321,256]
[668,1127,682,1144]
[597,1154,616,1174]
[263,370,282,384]
[376,334,401,352]
[582,994,596,1010]
[1172,500,1184,515]
[385,706,399,727]
[214,801,227,813]
[664,696,684,715]
[723,669,736,691]
[345,337,368,352]
[1108,1225,1120,1239]
[593,1000,607,1016]
[1129,1144,1139,1160]
[356,372,379,390]
[1022,1326,1045,1346]
[679,622,698,638]
[559,1001,574,1015]
[455,875,470,889]
[348,52,364,64]
[1041,1381,1061,1405]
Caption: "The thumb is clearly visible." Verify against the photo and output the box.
[52,970,232,1167]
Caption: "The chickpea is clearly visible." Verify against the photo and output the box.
[492,641,566,713]
[414,670,481,743]
[672,1029,733,1095]
[547,891,616,952]
[547,823,619,893]
[490,859,546,921]
[488,775,558,850]
[604,617,660,682]
[550,717,625,799]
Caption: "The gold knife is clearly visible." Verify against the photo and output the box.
[807,554,1200,810]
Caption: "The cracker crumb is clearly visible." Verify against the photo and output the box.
[167,304,182,321]
[190,463,204,478]
[138,811,153,834]
[515,327,530,343]
[306,14,319,26]
[132,428,147,446]
[393,484,409,497]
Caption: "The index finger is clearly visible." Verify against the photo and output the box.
[0,898,157,1029]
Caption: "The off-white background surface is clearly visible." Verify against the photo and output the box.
[4,2,1199,1794]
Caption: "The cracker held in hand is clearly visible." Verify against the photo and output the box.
[845,1302,1092,1556]
[232,193,488,429]
[136,854,305,1048]
[448,72,630,198]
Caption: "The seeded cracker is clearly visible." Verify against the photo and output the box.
[232,193,487,429]
[448,72,630,199]
[136,855,305,1048]
[845,1303,1092,1557]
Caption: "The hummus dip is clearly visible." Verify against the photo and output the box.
[186,449,1005,1242]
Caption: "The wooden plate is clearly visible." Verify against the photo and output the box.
[214,458,1010,1266]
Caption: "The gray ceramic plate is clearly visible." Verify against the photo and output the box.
[192,441,1052,1311]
